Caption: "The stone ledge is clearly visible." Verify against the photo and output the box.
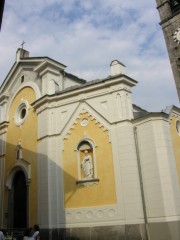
[76,178,100,185]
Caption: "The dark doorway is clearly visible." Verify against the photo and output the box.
[13,171,27,228]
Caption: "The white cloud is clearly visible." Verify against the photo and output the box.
[0,0,179,111]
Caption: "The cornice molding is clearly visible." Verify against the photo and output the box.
[133,112,169,126]
[34,59,66,76]
[0,93,10,105]
[63,111,109,142]
[6,158,31,189]
[32,75,137,111]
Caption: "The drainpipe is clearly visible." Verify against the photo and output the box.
[133,126,151,240]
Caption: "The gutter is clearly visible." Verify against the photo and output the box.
[133,126,151,240]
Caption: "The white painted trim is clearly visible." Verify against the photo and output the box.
[61,102,110,143]
[76,138,97,180]
[6,82,41,122]
[40,219,145,229]
[6,159,31,189]
[133,115,169,126]
[14,99,30,126]
[148,216,180,223]
[0,65,21,94]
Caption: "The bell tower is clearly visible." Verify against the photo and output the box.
[156,0,180,100]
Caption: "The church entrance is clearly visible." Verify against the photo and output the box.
[10,170,28,229]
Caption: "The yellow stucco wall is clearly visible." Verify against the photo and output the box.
[63,113,117,208]
[4,87,38,226]
[170,115,180,186]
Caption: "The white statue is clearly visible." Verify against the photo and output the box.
[81,150,93,178]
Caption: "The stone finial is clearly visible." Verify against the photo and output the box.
[110,60,126,76]
[16,48,29,62]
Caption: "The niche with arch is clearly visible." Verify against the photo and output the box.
[76,139,99,186]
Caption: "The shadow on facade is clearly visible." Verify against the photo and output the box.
[0,140,82,240]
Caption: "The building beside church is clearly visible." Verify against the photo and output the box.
[156,0,180,100]
[0,48,180,240]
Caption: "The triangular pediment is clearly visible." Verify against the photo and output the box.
[60,102,111,143]
[0,57,66,95]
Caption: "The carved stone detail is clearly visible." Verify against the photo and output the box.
[63,111,109,141]
[65,205,118,223]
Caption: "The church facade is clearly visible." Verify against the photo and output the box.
[0,48,180,240]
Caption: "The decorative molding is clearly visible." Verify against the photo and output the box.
[36,105,47,114]
[34,59,66,76]
[65,205,119,224]
[171,111,180,118]
[6,158,31,189]
[0,93,10,105]
[0,121,9,134]
[63,111,109,141]
[5,81,41,122]
[169,111,180,124]
[147,215,180,223]
[14,99,30,126]
[80,118,89,126]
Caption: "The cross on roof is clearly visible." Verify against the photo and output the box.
[21,41,25,49]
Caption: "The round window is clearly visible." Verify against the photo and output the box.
[14,101,29,126]
[176,120,180,135]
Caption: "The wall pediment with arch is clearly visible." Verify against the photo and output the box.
[0,81,41,124]
[62,105,117,208]
[10,69,40,97]
[0,64,42,123]
[6,158,31,189]
[38,102,111,140]
[1,65,40,97]
[61,103,110,144]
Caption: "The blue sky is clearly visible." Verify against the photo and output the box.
[0,0,179,111]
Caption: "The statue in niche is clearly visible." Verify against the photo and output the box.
[81,150,93,179]
[16,144,22,160]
